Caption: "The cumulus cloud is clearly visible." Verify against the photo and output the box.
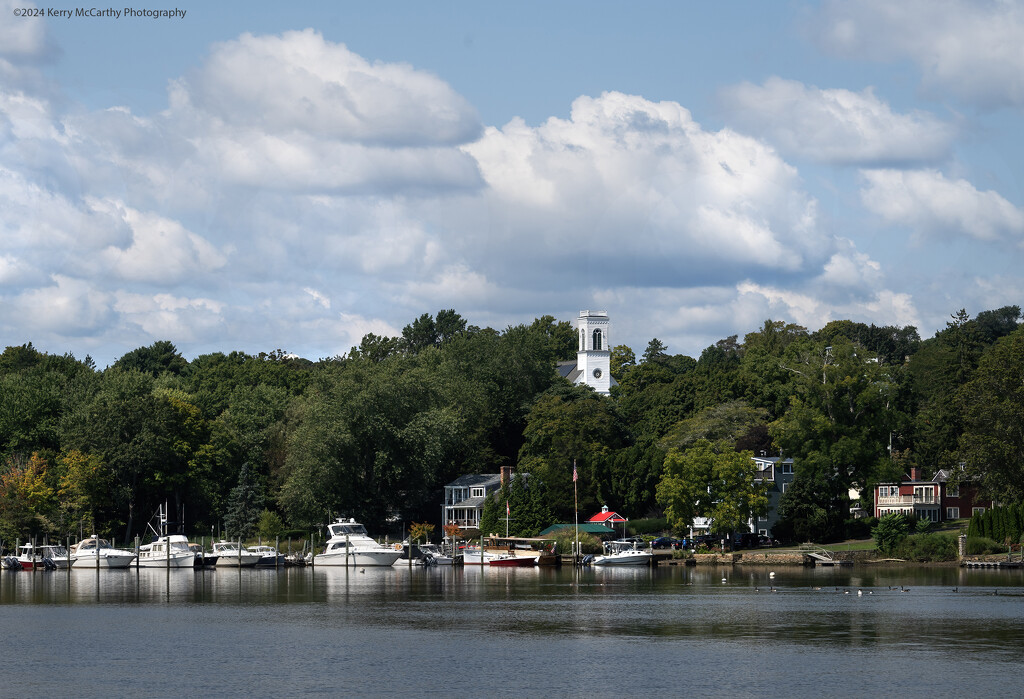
[860,169,1024,242]
[462,91,829,288]
[813,0,1024,109]
[718,77,956,165]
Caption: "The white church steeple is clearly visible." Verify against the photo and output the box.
[576,310,611,394]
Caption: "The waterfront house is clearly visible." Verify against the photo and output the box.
[873,466,993,522]
[752,455,795,537]
[443,473,502,530]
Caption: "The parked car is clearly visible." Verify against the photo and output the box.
[651,537,677,549]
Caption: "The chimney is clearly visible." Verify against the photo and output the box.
[500,465,511,486]
[909,466,922,481]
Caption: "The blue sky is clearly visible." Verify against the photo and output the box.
[2,1,1023,366]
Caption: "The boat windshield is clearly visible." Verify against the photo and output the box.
[78,538,112,551]
[329,523,368,537]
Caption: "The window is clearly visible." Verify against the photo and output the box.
[781,462,794,475]
[947,483,959,497]
[947,507,960,519]
[781,482,789,493]
[592,328,603,351]
[973,507,986,516]
[470,487,484,498]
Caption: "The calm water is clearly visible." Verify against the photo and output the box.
[2,564,1022,697]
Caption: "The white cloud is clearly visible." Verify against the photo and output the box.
[462,91,829,286]
[98,203,228,283]
[113,292,225,341]
[814,0,1024,109]
[719,77,956,165]
[0,1,49,60]
[860,169,1024,242]
[173,29,481,146]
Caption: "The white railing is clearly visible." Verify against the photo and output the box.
[877,495,939,506]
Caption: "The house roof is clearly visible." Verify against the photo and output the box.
[752,456,794,465]
[445,473,501,488]
[587,510,627,523]
[538,523,616,536]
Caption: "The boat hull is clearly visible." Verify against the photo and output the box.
[136,553,196,568]
[592,553,653,566]
[71,553,136,569]
[489,556,537,567]
[312,550,403,567]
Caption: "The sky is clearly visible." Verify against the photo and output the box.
[1,1,1023,367]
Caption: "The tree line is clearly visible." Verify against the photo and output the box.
[1,305,1022,545]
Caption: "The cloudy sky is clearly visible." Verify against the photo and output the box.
[2,1,1022,366]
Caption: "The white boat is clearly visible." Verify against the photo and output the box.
[71,536,137,569]
[137,534,196,568]
[461,546,498,565]
[418,543,454,565]
[312,518,403,567]
[592,540,654,566]
[39,544,72,570]
[212,541,262,567]
[248,545,286,567]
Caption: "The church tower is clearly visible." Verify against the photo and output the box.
[576,310,611,395]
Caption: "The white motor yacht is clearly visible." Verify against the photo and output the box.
[249,545,286,567]
[417,543,454,565]
[71,536,137,569]
[592,540,654,566]
[137,534,196,568]
[313,518,403,567]
[212,541,262,567]
[39,544,72,570]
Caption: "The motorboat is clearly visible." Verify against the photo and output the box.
[312,518,403,567]
[17,543,44,571]
[188,542,217,567]
[592,540,654,566]
[461,546,497,565]
[137,534,196,568]
[71,536,137,569]
[249,545,286,567]
[212,541,262,567]
[418,543,455,566]
[39,544,71,570]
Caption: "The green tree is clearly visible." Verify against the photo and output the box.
[656,439,767,536]
[223,463,264,539]
[872,511,915,554]
[959,327,1024,500]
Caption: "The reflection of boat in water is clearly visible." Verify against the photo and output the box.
[313,518,403,567]
[212,541,262,567]
[592,540,654,566]
[71,536,137,569]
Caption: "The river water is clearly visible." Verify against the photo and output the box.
[2,563,1021,697]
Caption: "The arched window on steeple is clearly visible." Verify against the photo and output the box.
[592,329,602,351]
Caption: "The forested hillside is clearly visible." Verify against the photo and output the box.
[2,306,1022,544]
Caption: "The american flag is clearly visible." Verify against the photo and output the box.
[506,500,510,516]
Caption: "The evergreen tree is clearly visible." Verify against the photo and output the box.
[223,463,264,539]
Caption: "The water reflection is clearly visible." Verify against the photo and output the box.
[3,564,1024,697]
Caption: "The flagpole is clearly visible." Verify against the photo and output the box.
[573,459,579,567]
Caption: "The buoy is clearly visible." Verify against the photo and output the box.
[721,577,727,583]
[769,571,775,579]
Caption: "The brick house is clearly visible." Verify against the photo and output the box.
[873,465,993,522]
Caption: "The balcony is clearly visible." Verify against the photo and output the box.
[877,494,939,506]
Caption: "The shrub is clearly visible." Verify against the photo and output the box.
[845,516,876,540]
[550,530,603,555]
[965,536,1008,555]
[892,533,957,562]
[873,512,916,554]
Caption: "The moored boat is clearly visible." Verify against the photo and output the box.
[488,553,537,567]
[71,536,136,569]
[592,540,654,566]
[312,518,403,567]
[249,545,286,567]
[137,534,196,568]
[212,540,262,567]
